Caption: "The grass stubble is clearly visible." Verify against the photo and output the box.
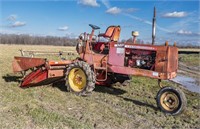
[0,44,199,128]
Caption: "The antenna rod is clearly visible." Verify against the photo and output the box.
[152,7,156,45]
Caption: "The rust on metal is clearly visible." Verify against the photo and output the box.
[21,68,48,87]
[12,23,178,88]
[12,56,46,73]
[48,69,65,78]
[48,60,73,66]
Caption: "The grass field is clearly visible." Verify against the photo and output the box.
[179,54,199,67]
[179,48,200,52]
[0,44,199,128]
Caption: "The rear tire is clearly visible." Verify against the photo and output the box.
[156,86,187,115]
[65,61,95,96]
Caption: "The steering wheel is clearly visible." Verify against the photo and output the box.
[89,24,100,30]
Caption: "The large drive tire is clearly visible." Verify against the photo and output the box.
[156,86,187,115]
[65,61,95,96]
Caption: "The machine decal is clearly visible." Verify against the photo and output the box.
[116,48,124,54]
[114,44,125,47]
[153,72,159,77]
[125,45,155,50]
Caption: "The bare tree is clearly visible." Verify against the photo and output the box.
[0,34,77,46]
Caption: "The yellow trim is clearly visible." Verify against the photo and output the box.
[68,68,87,92]
[160,91,179,111]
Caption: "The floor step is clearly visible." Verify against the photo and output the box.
[95,66,106,70]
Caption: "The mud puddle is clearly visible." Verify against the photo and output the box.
[170,75,200,93]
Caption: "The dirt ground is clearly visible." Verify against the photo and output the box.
[175,54,200,92]
[0,44,199,128]
[178,54,199,76]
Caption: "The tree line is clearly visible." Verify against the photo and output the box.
[0,34,199,48]
[0,34,77,46]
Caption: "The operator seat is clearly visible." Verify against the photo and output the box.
[94,25,121,54]
[98,25,121,42]
[111,26,121,42]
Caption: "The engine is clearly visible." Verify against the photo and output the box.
[125,49,156,70]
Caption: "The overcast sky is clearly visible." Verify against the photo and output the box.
[0,0,199,46]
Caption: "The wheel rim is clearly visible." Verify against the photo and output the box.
[68,68,87,92]
[160,91,179,111]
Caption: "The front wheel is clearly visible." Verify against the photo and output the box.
[65,61,95,96]
[156,86,187,115]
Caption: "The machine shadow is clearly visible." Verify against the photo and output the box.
[94,85,127,95]
[52,80,68,92]
[52,81,127,95]
[95,85,158,111]
[120,97,158,111]
[2,74,22,83]
[2,74,158,111]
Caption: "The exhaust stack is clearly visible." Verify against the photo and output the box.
[152,7,156,45]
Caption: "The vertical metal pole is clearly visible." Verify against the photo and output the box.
[152,7,156,45]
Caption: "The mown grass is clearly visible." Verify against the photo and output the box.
[0,44,199,128]
[179,54,200,67]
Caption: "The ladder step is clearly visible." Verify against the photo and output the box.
[95,66,106,70]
